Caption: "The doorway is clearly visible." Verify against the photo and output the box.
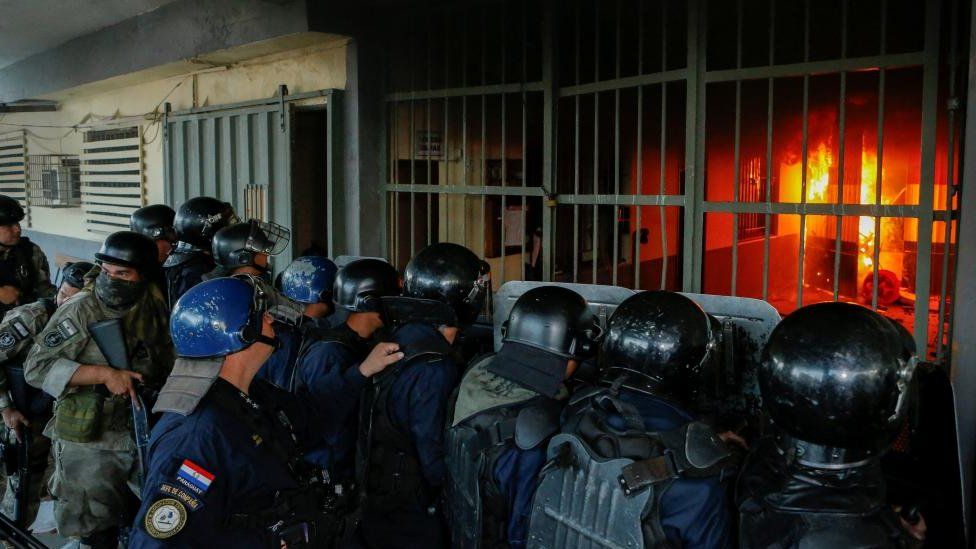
[290,106,330,258]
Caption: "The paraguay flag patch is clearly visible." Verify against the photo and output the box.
[176,460,214,495]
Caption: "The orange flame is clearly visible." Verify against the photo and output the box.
[805,143,833,203]
[859,148,879,271]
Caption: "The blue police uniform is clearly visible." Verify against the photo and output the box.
[130,378,306,548]
[612,389,733,549]
[356,322,459,549]
[293,323,370,475]
[492,445,546,548]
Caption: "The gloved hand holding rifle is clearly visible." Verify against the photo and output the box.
[87,318,151,483]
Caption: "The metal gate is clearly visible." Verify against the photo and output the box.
[162,88,341,268]
[382,0,964,364]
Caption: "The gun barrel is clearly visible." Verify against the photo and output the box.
[0,512,48,549]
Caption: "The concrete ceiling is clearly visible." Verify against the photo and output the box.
[0,0,180,70]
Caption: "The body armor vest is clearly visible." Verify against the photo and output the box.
[527,387,734,549]
[0,238,39,309]
[163,247,214,307]
[357,336,452,514]
[444,355,562,549]
[737,437,916,549]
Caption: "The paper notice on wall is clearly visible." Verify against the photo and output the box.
[504,205,524,247]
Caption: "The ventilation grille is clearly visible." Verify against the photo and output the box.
[81,126,145,234]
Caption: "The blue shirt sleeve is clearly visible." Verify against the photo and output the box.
[395,356,458,488]
[299,341,368,437]
[493,446,547,549]
[658,464,734,548]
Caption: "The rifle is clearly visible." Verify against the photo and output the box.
[87,319,150,484]
[0,511,47,549]
[0,427,30,528]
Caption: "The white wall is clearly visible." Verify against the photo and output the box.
[2,38,349,241]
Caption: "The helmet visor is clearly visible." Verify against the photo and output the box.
[245,220,291,256]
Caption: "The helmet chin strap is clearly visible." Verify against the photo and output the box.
[253,334,280,351]
[773,431,881,470]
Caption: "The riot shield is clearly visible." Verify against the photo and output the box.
[679,292,782,420]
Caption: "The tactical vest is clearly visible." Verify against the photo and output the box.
[445,355,562,549]
[214,379,336,543]
[737,437,915,549]
[284,323,362,393]
[0,238,39,305]
[163,248,214,307]
[357,336,452,514]
[526,387,735,549]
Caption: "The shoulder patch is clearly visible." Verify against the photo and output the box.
[10,318,30,340]
[57,319,79,339]
[43,331,64,347]
[0,332,15,350]
[157,482,204,512]
[144,498,187,539]
[175,459,215,495]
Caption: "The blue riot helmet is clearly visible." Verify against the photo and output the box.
[170,277,278,358]
[279,256,339,304]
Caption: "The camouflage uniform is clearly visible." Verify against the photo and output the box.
[0,238,56,315]
[0,299,56,524]
[23,288,174,537]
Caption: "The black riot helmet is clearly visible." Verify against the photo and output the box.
[502,286,600,358]
[94,231,158,273]
[212,219,290,270]
[60,261,95,289]
[403,242,490,327]
[334,258,400,313]
[600,290,718,405]
[130,204,176,242]
[489,286,601,397]
[174,197,239,250]
[760,302,917,465]
[0,195,25,226]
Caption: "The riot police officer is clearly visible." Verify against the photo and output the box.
[130,204,176,264]
[0,195,55,315]
[256,255,339,391]
[354,242,490,549]
[130,204,176,305]
[736,302,918,548]
[0,260,92,527]
[130,277,325,547]
[284,258,402,480]
[527,290,735,549]
[24,231,174,548]
[445,285,599,549]
[206,219,290,281]
[164,197,238,306]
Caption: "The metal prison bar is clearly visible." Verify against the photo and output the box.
[382,0,963,363]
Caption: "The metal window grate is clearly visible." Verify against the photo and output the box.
[382,0,965,363]
[80,125,145,234]
[27,155,81,207]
